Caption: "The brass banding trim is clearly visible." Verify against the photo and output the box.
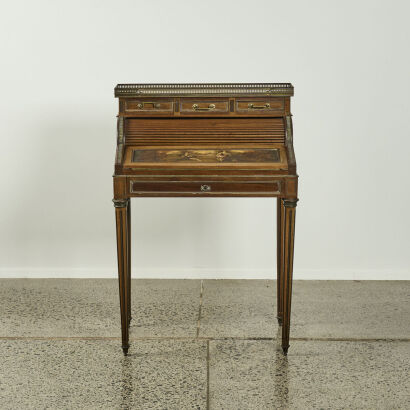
[115,83,294,97]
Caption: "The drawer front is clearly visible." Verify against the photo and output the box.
[129,180,281,196]
[180,98,229,115]
[236,98,284,115]
[124,99,174,115]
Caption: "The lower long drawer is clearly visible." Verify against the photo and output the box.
[128,179,281,196]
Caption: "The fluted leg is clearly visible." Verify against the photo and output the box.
[281,198,298,355]
[277,198,284,325]
[127,200,131,325]
[114,198,130,356]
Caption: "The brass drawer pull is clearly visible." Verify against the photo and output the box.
[137,102,161,109]
[200,184,211,192]
[248,103,270,109]
[192,103,216,111]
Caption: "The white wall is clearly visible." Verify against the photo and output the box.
[1,0,409,280]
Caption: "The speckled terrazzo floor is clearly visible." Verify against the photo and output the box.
[0,280,409,409]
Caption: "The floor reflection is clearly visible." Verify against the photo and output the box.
[275,327,289,408]
[121,356,134,409]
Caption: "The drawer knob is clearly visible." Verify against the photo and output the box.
[200,184,211,192]
[192,103,216,111]
[137,102,160,109]
[248,102,270,110]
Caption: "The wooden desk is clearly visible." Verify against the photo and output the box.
[113,83,298,355]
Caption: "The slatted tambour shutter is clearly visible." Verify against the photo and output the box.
[124,118,285,146]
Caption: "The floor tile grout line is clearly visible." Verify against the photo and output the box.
[206,339,210,410]
[196,280,204,338]
[293,337,410,342]
[1,336,409,342]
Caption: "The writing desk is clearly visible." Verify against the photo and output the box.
[113,83,298,355]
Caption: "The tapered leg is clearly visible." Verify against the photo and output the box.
[114,198,130,355]
[127,200,131,325]
[276,198,284,325]
[281,198,298,355]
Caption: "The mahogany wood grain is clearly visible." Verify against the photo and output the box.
[114,199,130,355]
[127,200,131,325]
[129,180,282,196]
[277,198,284,325]
[124,118,286,145]
[236,97,285,115]
[124,98,174,115]
[281,199,297,355]
[180,98,229,115]
[113,83,298,356]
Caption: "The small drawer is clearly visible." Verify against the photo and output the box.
[124,99,174,115]
[236,98,284,115]
[129,179,281,196]
[180,98,229,115]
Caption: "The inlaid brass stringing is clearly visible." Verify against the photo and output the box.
[113,83,298,356]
